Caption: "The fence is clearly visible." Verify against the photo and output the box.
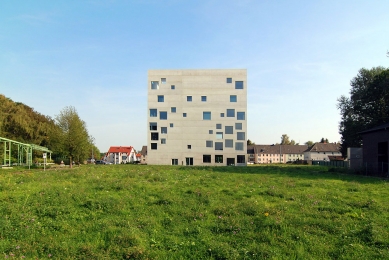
[312,160,349,168]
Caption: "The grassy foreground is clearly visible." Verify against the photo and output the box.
[1,165,389,259]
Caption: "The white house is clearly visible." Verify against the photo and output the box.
[304,143,341,161]
[104,146,136,164]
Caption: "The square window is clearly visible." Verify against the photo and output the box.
[225,139,233,148]
[172,159,178,165]
[237,155,245,163]
[227,109,235,117]
[187,145,191,149]
[226,78,232,83]
[230,95,237,102]
[151,143,157,150]
[225,126,233,134]
[161,78,166,84]
[171,107,176,113]
[151,81,159,89]
[151,132,159,140]
[209,130,213,134]
[215,142,223,150]
[161,138,166,144]
[171,85,175,89]
[203,112,211,120]
[235,142,244,151]
[237,112,245,120]
[170,123,174,128]
[160,111,167,120]
[216,132,223,139]
[220,113,224,117]
[237,132,245,140]
[158,95,164,102]
[187,96,192,102]
[215,155,223,163]
[183,113,187,117]
[201,96,207,102]
[203,155,211,163]
[206,140,213,147]
[235,123,242,130]
[150,109,157,117]
[149,122,157,130]
[216,123,222,129]
[235,81,244,89]
[161,127,167,134]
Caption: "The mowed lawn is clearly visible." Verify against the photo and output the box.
[1,165,389,259]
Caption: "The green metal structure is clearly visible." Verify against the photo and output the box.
[0,137,52,167]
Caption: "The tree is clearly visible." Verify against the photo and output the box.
[305,141,314,147]
[337,67,389,154]
[320,138,329,143]
[55,106,91,168]
[247,139,255,145]
[281,134,290,145]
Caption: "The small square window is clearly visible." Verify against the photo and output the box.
[170,123,174,128]
[227,78,232,83]
[203,112,211,120]
[227,109,235,117]
[187,96,192,102]
[187,145,191,149]
[158,95,164,102]
[235,81,244,89]
[149,122,157,130]
[161,138,166,144]
[220,113,224,117]
[216,132,223,139]
[151,143,157,150]
[216,124,222,129]
[237,112,245,120]
[206,140,213,147]
[203,155,211,163]
[171,107,176,113]
[150,109,157,117]
[225,126,233,134]
[230,95,237,102]
[201,96,207,102]
[160,111,167,120]
[237,132,245,140]
[225,139,233,148]
[235,123,242,130]
[209,130,213,134]
[183,113,187,117]
[161,127,167,134]
[215,142,223,150]
[171,85,175,89]
[161,78,166,84]
[151,81,159,89]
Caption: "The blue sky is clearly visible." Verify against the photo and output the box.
[1,0,388,152]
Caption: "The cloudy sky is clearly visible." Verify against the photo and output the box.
[1,0,388,152]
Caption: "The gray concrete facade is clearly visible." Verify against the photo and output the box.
[147,69,247,166]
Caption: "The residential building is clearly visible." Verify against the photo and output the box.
[147,69,247,166]
[104,146,136,164]
[140,145,147,164]
[304,143,341,161]
[252,144,307,164]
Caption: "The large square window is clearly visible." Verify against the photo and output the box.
[235,81,244,89]
[203,112,211,120]
[158,95,164,102]
[161,78,166,84]
[215,142,223,150]
[206,140,213,147]
[225,139,233,148]
[215,155,223,163]
[149,122,157,130]
[160,111,167,120]
[203,155,211,163]
[171,107,176,113]
[151,132,159,140]
[151,143,157,150]
[237,112,245,120]
[187,96,192,102]
[216,132,223,139]
[227,109,235,117]
[201,96,207,102]
[151,81,159,89]
[216,124,222,129]
[237,155,245,163]
[225,126,233,134]
[150,109,157,117]
[172,159,178,165]
[235,123,242,130]
[161,127,167,134]
[237,132,245,140]
[226,78,232,83]
[230,95,237,102]
[235,142,244,151]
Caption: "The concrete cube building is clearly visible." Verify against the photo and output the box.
[147,69,247,166]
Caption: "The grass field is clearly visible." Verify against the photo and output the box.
[1,164,389,259]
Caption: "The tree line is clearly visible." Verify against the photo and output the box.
[0,95,99,167]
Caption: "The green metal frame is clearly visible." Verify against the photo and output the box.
[0,136,52,167]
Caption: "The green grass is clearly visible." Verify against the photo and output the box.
[1,165,389,259]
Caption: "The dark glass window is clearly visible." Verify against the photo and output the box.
[150,109,157,117]
[235,123,242,130]
[161,127,167,134]
[160,111,167,120]
[171,107,176,113]
[151,133,159,140]
[230,95,237,102]
[201,96,207,102]
[235,81,244,89]
[215,142,223,150]
[237,132,245,140]
[203,112,211,120]
[149,122,157,130]
[226,78,232,83]
[237,112,245,120]
[203,155,211,163]
[225,126,233,134]
[216,124,222,129]
[227,109,235,117]
[237,155,245,163]
[158,95,164,102]
[151,81,159,89]
[206,140,213,147]
[187,96,192,102]
[215,155,223,163]
[151,143,157,150]
[225,139,233,148]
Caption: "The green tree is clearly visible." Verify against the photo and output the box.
[247,139,255,145]
[337,67,389,154]
[305,141,314,147]
[281,134,290,145]
[55,106,91,168]
[320,138,329,143]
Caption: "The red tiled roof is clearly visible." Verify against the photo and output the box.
[136,153,141,157]
[107,146,134,154]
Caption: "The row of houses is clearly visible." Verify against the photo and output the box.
[101,146,146,164]
[247,142,342,164]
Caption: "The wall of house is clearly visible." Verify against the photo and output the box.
[304,151,341,161]
[362,130,389,176]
